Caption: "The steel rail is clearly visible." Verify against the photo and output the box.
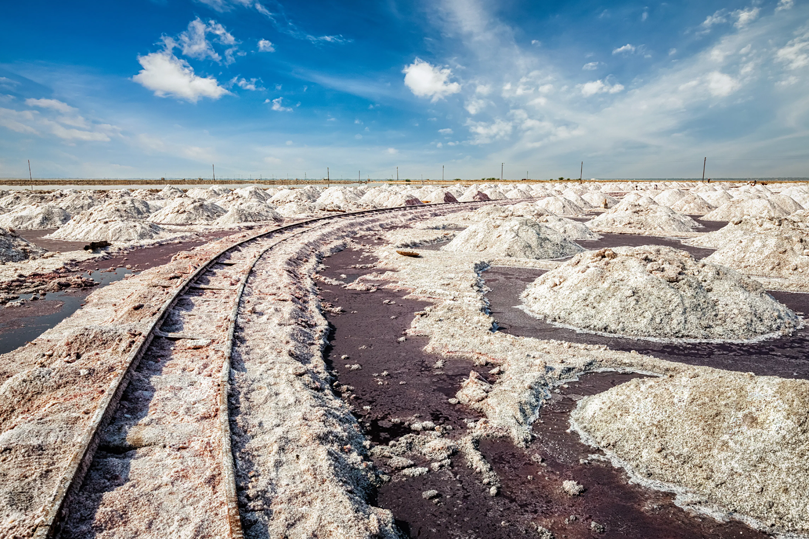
[34,199,508,538]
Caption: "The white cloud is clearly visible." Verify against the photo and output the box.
[268,97,292,111]
[193,0,252,12]
[706,71,740,97]
[133,50,230,102]
[0,77,20,88]
[258,39,275,52]
[579,79,625,96]
[354,134,362,139]
[439,128,453,135]
[169,17,239,64]
[641,10,648,22]
[538,84,553,94]
[24,98,77,115]
[612,44,635,55]
[402,58,461,102]
[776,0,794,11]
[232,77,262,91]
[386,147,398,154]
[531,40,541,46]
[465,118,513,144]
[436,142,443,148]
[776,31,809,70]
[582,62,601,70]
[0,107,39,135]
[700,10,728,32]
[475,84,492,95]
[669,48,677,56]
[733,7,760,29]
[464,98,486,115]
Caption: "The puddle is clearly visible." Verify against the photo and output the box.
[0,267,132,355]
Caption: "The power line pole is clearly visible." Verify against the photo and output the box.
[580,161,583,181]
[442,165,444,181]
[212,164,215,181]
[396,166,399,181]
[28,160,32,182]
[702,157,707,181]
[327,167,330,187]
[501,163,504,181]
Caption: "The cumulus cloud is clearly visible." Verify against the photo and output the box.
[439,128,453,135]
[166,17,239,65]
[232,77,263,91]
[268,97,292,111]
[133,50,230,102]
[464,98,487,115]
[612,44,635,54]
[700,10,727,32]
[733,7,760,29]
[386,147,398,154]
[582,62,601,70]
[258,39,275,52]
[402,58,461,102]
[706,71,740,97]
[465,118,513,144]
[579,79,625,96]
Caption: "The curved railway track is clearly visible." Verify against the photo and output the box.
[30,200,506,539]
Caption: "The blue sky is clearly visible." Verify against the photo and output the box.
[1,0,807,179]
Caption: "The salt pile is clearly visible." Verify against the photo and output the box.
[48,199,166,242]
[780,186,809,208]
[275,201,317,218]
[0,204,70,230]
[581,191,617,209]
[148,198,226,224]
[57,192,98,215]
[534,196,587,217]
[269,187,320,206]
[686,216,809,279]
[473,204,600,240]
[520,245,799,340]
[587,202,702,234]
[571,370,809,534]
[560,188,594,209]
[703,198,790,221]
[442,217,584,259]
[0,228,45,263]
[214,203,283,225]
[653,188,689,207]
[668,194,715,215]
[315,187,362,211]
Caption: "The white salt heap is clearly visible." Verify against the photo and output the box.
[214,202,283,225]
[0,204,70,230]
[668,194,715,215]
[587,202,702,235]
[686,215,809,281]
[149,198,226,224]
[48,199,166,242]
[0,228,45,263]
[703,198,790,221]
[442,217,584,259]
[572,370,809,534]
[581,191,617,209]
[533,196,587,217]
[472,204,599,240]
[521,245,799,340]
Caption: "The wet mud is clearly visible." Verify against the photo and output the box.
[319,242,767,539]
[484,266,809,380]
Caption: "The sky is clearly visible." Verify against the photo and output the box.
[1,0,808,180]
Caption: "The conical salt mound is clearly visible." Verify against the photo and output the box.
[0,204,70,230]
[587,202,702,234]
[214,203,283,225]
[520,245,799,340]
[442,217,584,259]
[149,198,226,224]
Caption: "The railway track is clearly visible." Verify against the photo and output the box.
[28,200,507,539]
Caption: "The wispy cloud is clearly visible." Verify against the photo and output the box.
[163,17,240,65]
[612,43,635,54]
[267,96,292,111]
[257,39,275,52]
[579,79,624,96]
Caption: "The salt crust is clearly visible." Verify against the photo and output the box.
[571,371,809,535]
[442,217,584,259]
[367,228,809,534]
[0,203,70,230]
[0,228,45,263]
[587,202,703,235]
[520,246,799,341]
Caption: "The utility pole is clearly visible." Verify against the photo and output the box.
[442,165,444,181]
[28,160,32,182]
[327,167,330,187]
[501,163,504,181]
[396,167,399,181]
[580,161,583,181]
[359,170,361,183]
[702,157,707,181]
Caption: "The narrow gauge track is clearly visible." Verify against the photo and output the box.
[35,200,503,539]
